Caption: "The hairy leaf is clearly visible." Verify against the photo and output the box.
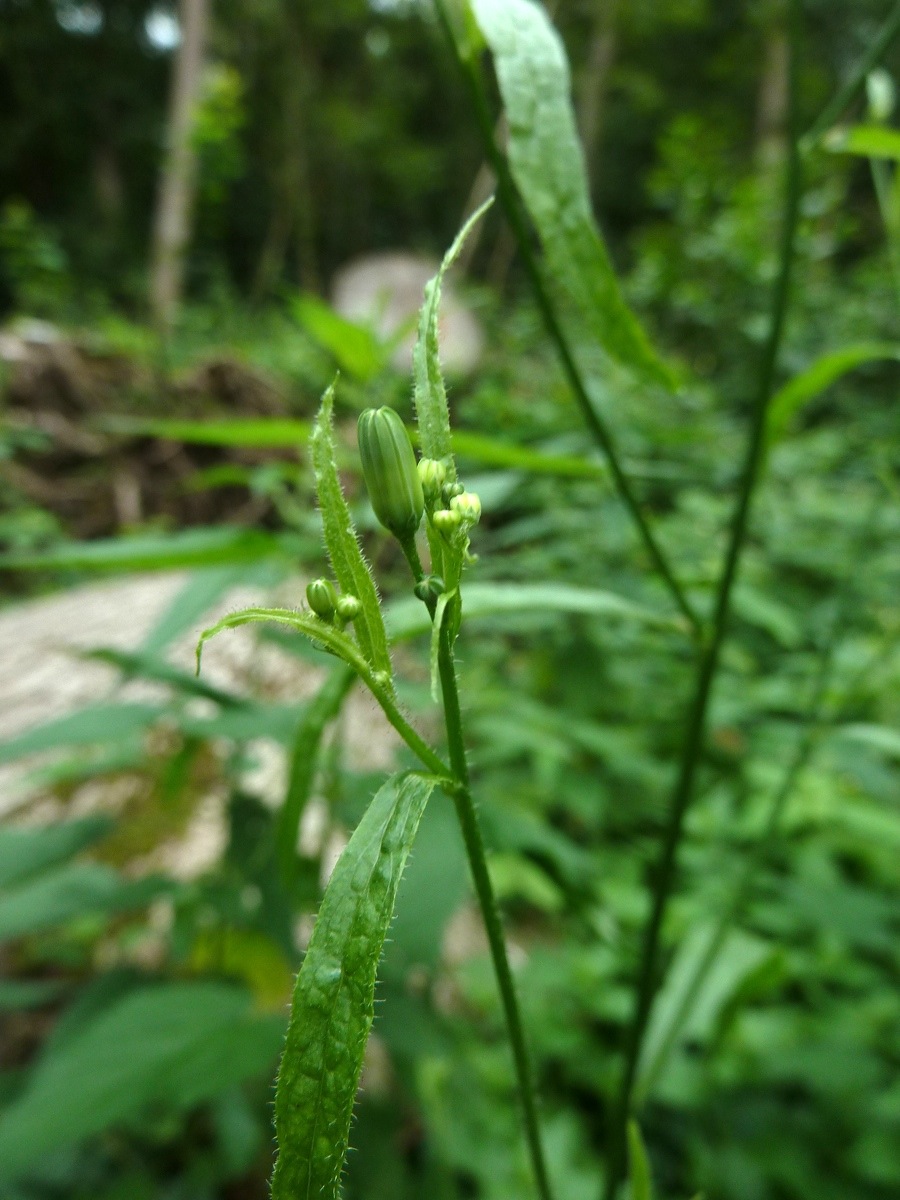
[310,385,393,679]
[470,0,673,388]
[413,197,493,468]
[271,771,437,1200]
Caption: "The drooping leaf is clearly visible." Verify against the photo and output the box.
[413,197,493,469]
[0,816,112,890]
[469,0,674,388]
[196,606,367,681]
[310,385,393,679]
[271,772,437,1200]
[627,1119,655,1200]
[767,342,900,442]
[0,982,284,1180]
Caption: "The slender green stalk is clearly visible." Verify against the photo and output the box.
[801,0,900,151]
[603,6,805,1195]
[634,638,837,1102]
[437,601,555,1200]
[432,0,701,640]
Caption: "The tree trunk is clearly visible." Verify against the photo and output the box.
[149,0,210,330]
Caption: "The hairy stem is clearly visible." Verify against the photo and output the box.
[432,0,701,640]
[437,601,555,1200]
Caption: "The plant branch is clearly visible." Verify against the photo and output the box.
[432,0,701,640]
[603,3,805,1194]
[436,600,556,1200]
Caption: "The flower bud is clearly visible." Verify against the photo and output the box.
[443,480,465,502]
[414,574,446,602]
[450,490,481,525]
[307,578,338,621]
[336,594,361,622]
[358,407,424,540]
[432,508,461,540]
[417,457,447,503]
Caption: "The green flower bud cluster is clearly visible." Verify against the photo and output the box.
[306,578,361,628]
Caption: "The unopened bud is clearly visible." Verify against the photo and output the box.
[414,574,446,602]
[336,594,361,622]
[306,578,338,622]
[443,480,465,502]
[417,457,447,503]
[358,407,424,540]
[450,490,481,525]
[432,508,461,540]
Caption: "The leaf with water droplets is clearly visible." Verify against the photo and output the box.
[270,771,437,1200]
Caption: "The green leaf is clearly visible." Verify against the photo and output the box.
[271,771,437,1200]
[767,342,900,442]
[429,588,457,702]
[0,979,68,1012]
[104,415,311,447]
[278,665,356,883]
[627,1119,655,1200]
[196,606,367,680]
[310,385,393,679]
[292,293,387,381]
[0,526,294,573]
[469,0,673,388]
[0,816,112,890]
[0,861,168,941]
[825,122,900,161]
[141,563,263,655]
[0,982,284,1180]
[636,924,780,1101]
[835,723,900,760]
[385,581,681,642]
[413,197,493,469]
[0,703,164,766]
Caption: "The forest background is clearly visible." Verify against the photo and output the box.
[0,2,898,1199]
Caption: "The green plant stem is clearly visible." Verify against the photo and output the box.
[432,0,701,641]
[634,638,837,1102]
[801,0,900,151]
[436,603,555,1200]
[603,6,805,1196]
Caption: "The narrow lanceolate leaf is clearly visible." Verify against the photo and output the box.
[311,385,392,679]
[413,198,494,470]
[429,588,457,702]
[470,0,673,389]
[271,772,437,1200]
[767,342,900,443]
[627,1119,655,1200]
